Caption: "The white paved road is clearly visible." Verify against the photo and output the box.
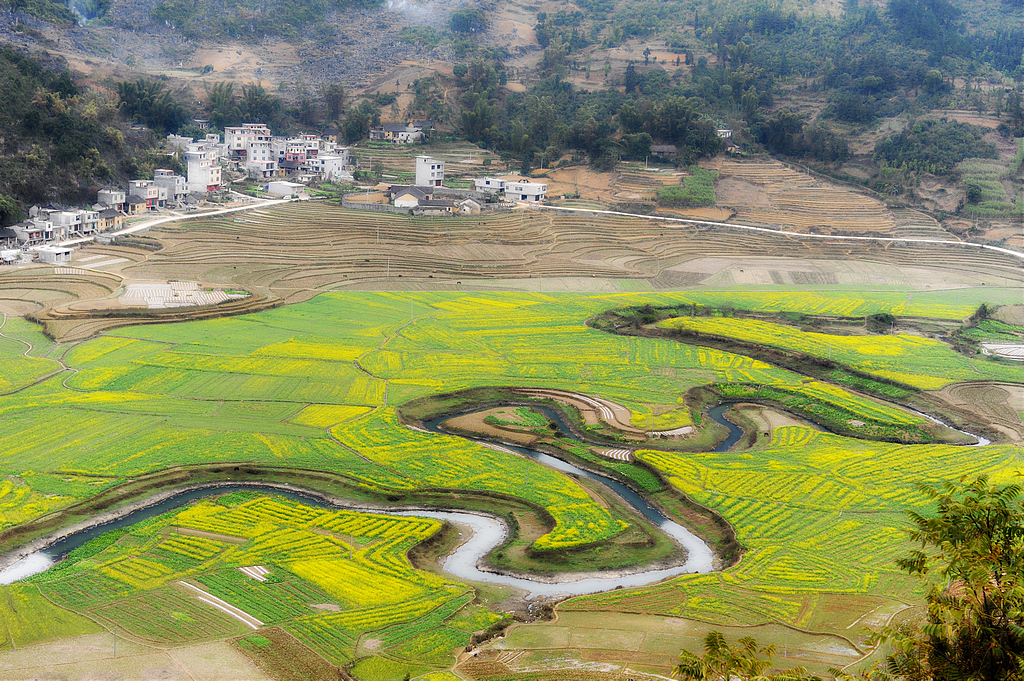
[534,204,1024,262]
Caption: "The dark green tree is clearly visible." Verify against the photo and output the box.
[0,193,21,226]
[238,84,281,126]
[116,79,188,134]
[624,62,638,93]
[342,100,381,142]
[205,81,239,130]
[322,83,346,123]
[885,476,1024,681]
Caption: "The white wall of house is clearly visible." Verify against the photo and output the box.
[266,181,304,197]
[507,180,547,202]
[415,156,444,187]
[473,177,507,193]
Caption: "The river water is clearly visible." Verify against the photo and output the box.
[0,404,745,597]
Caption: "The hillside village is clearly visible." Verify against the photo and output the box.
[0,119,551,265]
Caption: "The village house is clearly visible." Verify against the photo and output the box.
[154,169,188,203]
[128,180,167,210]
[97,187,126,212]
[96,208,124,231]
[0,228,17,249]
[11,217,54,245]
[34,244,73,264]
[473,177,507,195]
[457,198,482,215]
[415,156,445,187]
[368,122,428,144]
[181,193,207,211]
[415,199,455,216]
[506,179,548,203]
[473,177,547,202]
[225,124,273,159]
[309,153,351,181]
[125,195,147,215]
[184,142,223,193]
[265,181,305,197]
[651,144,678,159]
[392,186,431,209]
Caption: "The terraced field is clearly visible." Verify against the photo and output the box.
[568,425,1023,636]
[712,159,897,234]
[3,201,1022,342]
[0,291,977,543]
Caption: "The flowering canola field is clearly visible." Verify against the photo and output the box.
[0,289,1019,665]
[567,426,1023,631]
[0,291,1002,546]
[659,315,1022,388]
[21,493,498,671]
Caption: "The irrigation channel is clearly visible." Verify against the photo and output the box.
[0,405,747,597]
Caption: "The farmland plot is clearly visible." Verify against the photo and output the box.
[18,495,480,667]
[567,426,1023,634]
[0,289,1019,675]
[660,315,1024,388]
[0,291,982,550]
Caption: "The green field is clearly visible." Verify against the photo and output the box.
[570,426,1022,630]
[659,315,1024,389]
[0,314,61,393]
[0,289,1021,676]
[13,493,501,672]
[0,291,1011,538]
[2,291,952,544]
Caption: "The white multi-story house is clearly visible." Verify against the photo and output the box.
[225,124,272,159]
[245,138,277,178]
[50,210,100,238]
[506,179,548,203]
[154,169,187,202]
[184,143,223,193]
[473,177,507,194]
[200,133,227,159]
[97,187,126,211]
[309,154,351,180]
[128,180,167,210]
[415,156,444,187]
[12,217,54,245]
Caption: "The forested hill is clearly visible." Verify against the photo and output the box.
[0,46,173,219]
[4,0,1024,221]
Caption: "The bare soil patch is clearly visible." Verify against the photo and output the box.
[446,409,545,446]
[231,627,337,681]
[932,381,1024,441]
[709,159,898,234]
[996,305,1024,325]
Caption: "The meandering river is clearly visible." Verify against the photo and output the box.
[0,404,746,597]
